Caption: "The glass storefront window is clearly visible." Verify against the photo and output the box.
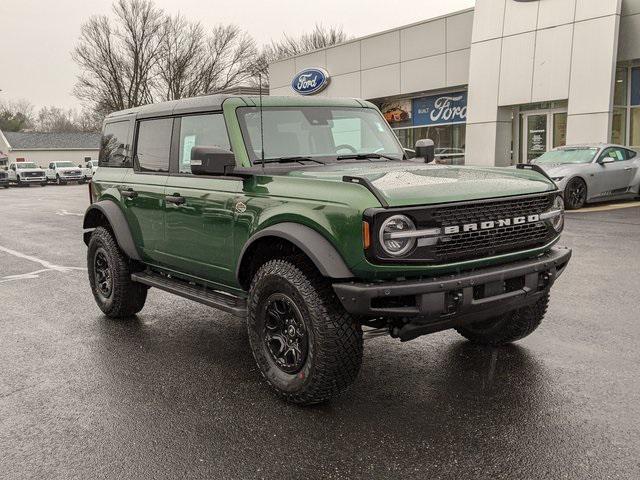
[394,124,466,165]
[614,67,628,106]
[631,67,640,106]
[612,108,627,145]
[630,108,640,147]
[553,112,567,148]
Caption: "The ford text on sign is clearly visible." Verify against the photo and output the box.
[412,92,467,126]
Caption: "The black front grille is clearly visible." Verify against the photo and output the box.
[369,192,559,264]
[430,193,556,261]
[431,194,554,226]
[24,171,43,178]
[435,222,551,260]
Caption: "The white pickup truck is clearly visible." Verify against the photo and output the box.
[7,162,47,186]
[81,160,98,181]
[45,161,86,185]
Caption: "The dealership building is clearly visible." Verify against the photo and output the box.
[268,0,640,166]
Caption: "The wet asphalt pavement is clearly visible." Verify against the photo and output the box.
[0,184,639,479]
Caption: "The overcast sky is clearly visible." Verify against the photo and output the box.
[0,0,474,110]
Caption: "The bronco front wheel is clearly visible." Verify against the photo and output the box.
[247,258,363,405]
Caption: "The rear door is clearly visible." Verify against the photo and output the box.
[120,117,173,264]
[160,113,242,287]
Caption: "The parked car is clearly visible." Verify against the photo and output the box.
[45,161,85,185]
[7,161,47,186]
[83,94,571,405]
[531,144,640,209]
[0,169,9,188]
[81,160,98,181]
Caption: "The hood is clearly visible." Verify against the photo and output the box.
[288,162,556,207]
[535,163,586,178]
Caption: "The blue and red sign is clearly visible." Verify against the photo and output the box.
[412,91,467,126]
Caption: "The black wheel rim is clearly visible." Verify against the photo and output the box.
[568,180,586,207]
[94,248,112,298]
[263,293,308,374]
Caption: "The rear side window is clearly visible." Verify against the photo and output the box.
[99,121,131,167]
[135,118,173,173]
[178,114,230,173]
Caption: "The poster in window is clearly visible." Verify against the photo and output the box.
[380,99,412,126]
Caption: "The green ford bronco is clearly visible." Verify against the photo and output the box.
[83,95,571,405]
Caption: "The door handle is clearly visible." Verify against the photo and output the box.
[121,189,138,199]
[165,194,186,205]
[624,167,633,171]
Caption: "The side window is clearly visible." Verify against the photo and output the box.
[99,121,131,167]
[625,149,637,160]
[178,114,230,174]
[135,118,173,173]
[49,163,54,169]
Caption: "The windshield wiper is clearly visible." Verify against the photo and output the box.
[336,153,401,162]
[256,156,325,165]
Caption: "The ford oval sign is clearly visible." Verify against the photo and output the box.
[291,68,330,95]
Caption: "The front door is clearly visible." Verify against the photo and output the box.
[159,113,241,288]
[592,147,638,198]
[522,110,567,162]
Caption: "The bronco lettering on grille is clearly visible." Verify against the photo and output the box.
[443,214,541,235]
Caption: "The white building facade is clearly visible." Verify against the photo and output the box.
[268,0,640,166]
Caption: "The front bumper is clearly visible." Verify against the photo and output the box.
[333,246,571,341]
[20,176,46,183]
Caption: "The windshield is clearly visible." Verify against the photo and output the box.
[237,106,404,163]
[56,162,76,168]
[16,162,39,169]
[533,148,598,164]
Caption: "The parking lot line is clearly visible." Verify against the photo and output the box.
[0,245,86,273]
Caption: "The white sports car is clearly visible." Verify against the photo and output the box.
[531,144,640,209]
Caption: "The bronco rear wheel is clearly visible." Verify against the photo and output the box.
[87,226,147,318]
[247,258,363,405]
[456,294,549,346]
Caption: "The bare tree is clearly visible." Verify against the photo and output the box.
[72,0,166,114]
[264,24,349,62]
[35,107,101,133]
[0,99,35,132]
[156,20,257,100]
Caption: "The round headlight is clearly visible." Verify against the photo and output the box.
[379,215,416,257]
[551,195,565,232]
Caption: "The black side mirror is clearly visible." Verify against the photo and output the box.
[415,139,435,163]
[191,146,236,176]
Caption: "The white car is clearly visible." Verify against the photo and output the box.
[7,161,47,186]
[46,161,86,185]
[81,160,98,180]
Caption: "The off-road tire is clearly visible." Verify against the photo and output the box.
[247,258,363,405]
[16,176,22,187]
[87,226,147,318]
[455,294,549,346]
[56,175,67,186]
[40,182,47,187]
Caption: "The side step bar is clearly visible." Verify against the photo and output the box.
[131,271,247,318]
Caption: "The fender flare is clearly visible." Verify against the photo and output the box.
[236,222,354,283]
[83,200,142,261]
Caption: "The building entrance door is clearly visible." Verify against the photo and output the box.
[522,110,567,162]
